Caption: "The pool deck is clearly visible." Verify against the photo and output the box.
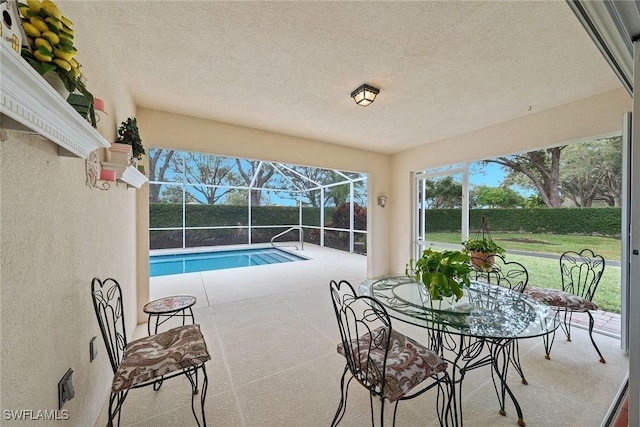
[149,243,368,307]
[149,243,622,337]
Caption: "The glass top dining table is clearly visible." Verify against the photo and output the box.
[359,275,560,427]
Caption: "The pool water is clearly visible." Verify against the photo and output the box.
[149,248,307,277]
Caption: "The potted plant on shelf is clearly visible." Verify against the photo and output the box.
[115,117,145,170]
[406,248,471,303]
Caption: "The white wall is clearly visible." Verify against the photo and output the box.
[388,88,632,272]
[0,132,137,426]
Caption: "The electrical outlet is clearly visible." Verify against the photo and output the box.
[58,369,74,409]
[90,336,97,362]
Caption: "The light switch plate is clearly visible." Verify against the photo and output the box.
[90,336,97,362]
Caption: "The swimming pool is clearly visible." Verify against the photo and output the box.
[149,247,307,277]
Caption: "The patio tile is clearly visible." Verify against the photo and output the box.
[102,246,626,426]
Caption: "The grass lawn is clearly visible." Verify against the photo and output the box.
[428,232,621,261]
[427,233,622,314]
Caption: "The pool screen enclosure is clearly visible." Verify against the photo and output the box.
[148,149,368,255]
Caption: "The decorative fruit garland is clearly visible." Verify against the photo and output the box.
[18,0,96,126]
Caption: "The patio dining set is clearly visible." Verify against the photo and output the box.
[329,248,607,427]
[89,248,605,426]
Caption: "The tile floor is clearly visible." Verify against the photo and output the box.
[96,245,628,426]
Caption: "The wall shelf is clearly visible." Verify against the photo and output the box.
[0,45,109,158]
[101,162,148,189]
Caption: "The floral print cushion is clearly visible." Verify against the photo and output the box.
[524,286,598,311]
[337,327,447,402]
[112,324,211,392]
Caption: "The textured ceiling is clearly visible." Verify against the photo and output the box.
[64,1,621,154]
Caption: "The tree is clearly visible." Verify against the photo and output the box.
[235,160,276,206]
[325,184,351,206]
[595,136,622,206]
[148,148,176,202]
[485,147,565,208]
[423,176,462,208]
[474,185,525,208]
[159,185,198,204]
[524,194,545,208]
[173,153,236,204]
[560,137,622,207]
[273,165,330,207]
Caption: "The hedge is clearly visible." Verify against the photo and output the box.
[150,204,621,237]
[150,203,336,228]
[425,207,621,237]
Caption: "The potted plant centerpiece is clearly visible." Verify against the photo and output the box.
[406,248,471,304]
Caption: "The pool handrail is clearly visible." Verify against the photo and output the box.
[271,227,304,250]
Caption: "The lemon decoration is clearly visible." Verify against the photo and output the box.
[41,30,59,45]
[60,16,72,28]
[26,0,42,13]
[29,17,49,32]
[34,37,52,51]
[33,46,53,62]
[18,0,97,128]
[52,58,71,71]
[22,22,41,37]
[53,48,74,61]
[19,6,34,19]
[45,17,63,31]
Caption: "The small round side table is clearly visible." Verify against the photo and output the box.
[143,295,197,336]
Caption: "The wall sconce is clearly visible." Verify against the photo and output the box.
[350,84,379,107]
[378,195,388,208]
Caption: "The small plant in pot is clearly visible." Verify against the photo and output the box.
[462,236,505,271]
[116,117,145,164]
[406,248,471,303]
[116,117,146,173]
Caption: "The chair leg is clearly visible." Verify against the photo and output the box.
[331,366,352,427]
[185,365,208,426]
[587,311,606,364]
[107,390,128,427]
[199,365,209,426]
[379,394,386,427]
[558,308,573,341]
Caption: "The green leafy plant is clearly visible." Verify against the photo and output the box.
[406,248,471,302]
[461,237,505,255]
[116,117,145,160]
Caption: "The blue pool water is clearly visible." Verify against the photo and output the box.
[149,248,307,277]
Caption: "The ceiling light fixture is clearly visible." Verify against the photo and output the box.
[350,84,379,107]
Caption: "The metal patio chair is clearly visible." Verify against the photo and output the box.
[329,279,453,426]
[91,277,211,426]
[524,249,606,363]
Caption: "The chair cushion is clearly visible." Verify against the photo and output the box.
[337,327,447,402]
[112,324,211,392]
[524,286,598,311]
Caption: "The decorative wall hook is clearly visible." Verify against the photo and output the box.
[378,195,388,208]
[86,150,110,190]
